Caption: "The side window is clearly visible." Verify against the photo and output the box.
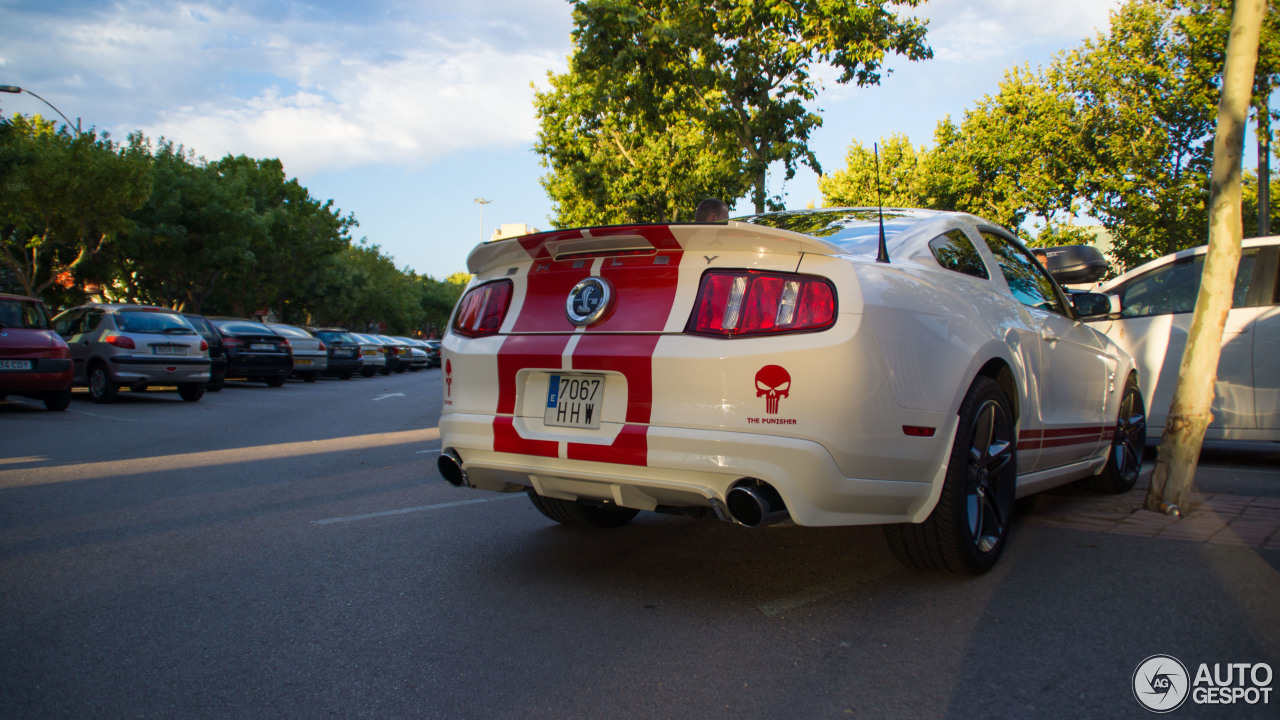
[1118,249,1259,318]
[53,310,83,336]
[982,232,1067,314]
[84,309,106,333]
[929,230,989,279]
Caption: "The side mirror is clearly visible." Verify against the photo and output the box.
[1040,245,1109,285]
[1071,291,1119,319]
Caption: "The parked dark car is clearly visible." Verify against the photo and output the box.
[182,314,228,391]
[209,318,292,387]
[423,339,441,368]
[311,329,363,379]
[0,293,74,410]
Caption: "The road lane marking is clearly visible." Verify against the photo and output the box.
[0,427,441,488]
[66,409,139,422]
[311,494,523,525]
[373,393,406,401]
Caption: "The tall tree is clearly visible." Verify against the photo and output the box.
[535,68,749,226]
[1147,0,1265,513]
[0,116,151,298]
[546,0,931,219]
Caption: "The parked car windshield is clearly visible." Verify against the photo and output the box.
[116,310,196,334]
[0,297,50,329]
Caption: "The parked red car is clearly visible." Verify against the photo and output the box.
[0,293,74,411]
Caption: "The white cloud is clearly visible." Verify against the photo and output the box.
[912,0,1121,64]
[0,0,571,175]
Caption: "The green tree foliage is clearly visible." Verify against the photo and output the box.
[312,242,426,334]
[419,271,470,337]
[111,138,262,312]
[539,0,932,223]
[535,69,749,226]
[0,115,151,297]
[821,0,1279,267]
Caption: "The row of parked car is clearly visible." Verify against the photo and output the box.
[0,298,441,410]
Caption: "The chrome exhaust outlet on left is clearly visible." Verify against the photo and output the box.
[725,481,790,528]
[437,449,469,488]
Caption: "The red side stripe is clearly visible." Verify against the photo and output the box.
[1018,425,1114,451]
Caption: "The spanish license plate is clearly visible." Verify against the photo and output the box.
[295,358,312,366]
[544,373,605,429]
[250,343,275,351]
[0,359,33,370]
[153,345,186,355]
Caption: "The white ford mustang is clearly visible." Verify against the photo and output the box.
[437,208,1146,574]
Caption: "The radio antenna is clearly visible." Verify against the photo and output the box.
[874,143,890,264]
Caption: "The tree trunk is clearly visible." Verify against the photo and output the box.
[1146,0,1264,513]
[1258,84,1271,237]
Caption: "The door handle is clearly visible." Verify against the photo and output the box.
[1041,330,1060,344]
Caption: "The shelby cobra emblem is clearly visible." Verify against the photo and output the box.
[565,277,613,327]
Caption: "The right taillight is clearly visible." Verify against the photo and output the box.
[686,270,836,337]
[451,280,513,338]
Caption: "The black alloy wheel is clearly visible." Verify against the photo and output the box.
[885,376,1017,574]
[1082,374,1147,494]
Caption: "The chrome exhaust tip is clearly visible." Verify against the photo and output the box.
[726,481,789,528]
[437,449,469,488]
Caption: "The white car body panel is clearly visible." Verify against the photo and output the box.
[1090,236,1279,442]
[440,212,1137,527]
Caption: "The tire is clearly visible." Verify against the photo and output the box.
[43,388,72,411]
[526,489,639,528]
[339,371,353,380]
[1081,374,1146,494]
[395,366,406,374]
[885,376,1017,575]
[265,375,286,388]
[362,367,375,378]
[303,372,320,383]
[88,363,118,404]
[207,374,225,392]
[178,382,205,402]
[380,366,392,376]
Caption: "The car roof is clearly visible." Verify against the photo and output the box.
[1099,235,1280,291]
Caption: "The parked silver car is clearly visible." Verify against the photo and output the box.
[349,333,389,376]
[50,303,210,403]
[390,336,429,371]
[267,323,329,382]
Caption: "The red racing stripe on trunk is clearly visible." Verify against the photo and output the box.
[495,334,571,414]
[567,425,648,466]
[494,417,558,458]
[571,334,660,424]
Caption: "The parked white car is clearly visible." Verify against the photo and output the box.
[438,208,1146,574]
[1088,236,1279,442]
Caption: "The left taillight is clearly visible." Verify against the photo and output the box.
[452,280,513,338]
[104,332,136,349]
[686,270,836,337]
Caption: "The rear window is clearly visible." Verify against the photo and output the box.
[216,320,275,334]
[116,310,195,334]
[316,331,357,344]
[0,298,50,329]
[269,324,314,339]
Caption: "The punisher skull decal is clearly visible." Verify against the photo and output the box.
[755,365,791,415]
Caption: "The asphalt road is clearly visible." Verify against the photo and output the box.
[1,371,1277,719]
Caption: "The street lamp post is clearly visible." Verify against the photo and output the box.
[474,198,491,244]
[0,85,81,135]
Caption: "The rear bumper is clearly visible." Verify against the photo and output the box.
[325,356,362,374]
[439,412,953,527]
[0,358,73,392]
[107,356,210,383]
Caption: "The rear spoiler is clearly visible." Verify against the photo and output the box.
[466,221,847,275]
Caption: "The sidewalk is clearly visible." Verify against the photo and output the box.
[1020,476,1280,551]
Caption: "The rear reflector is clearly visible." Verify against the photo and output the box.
[452,280,513,338]
[686,271,836,337]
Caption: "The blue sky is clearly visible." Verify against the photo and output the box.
[0,0,1123,279]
